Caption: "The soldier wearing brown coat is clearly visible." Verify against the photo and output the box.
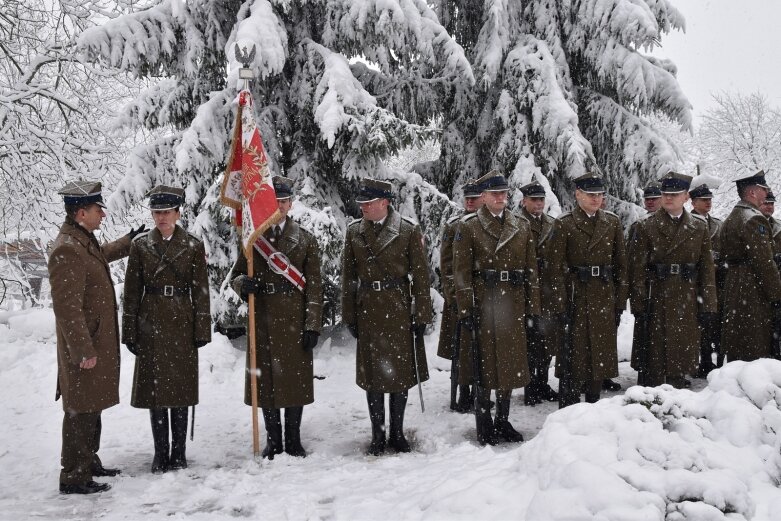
[551,172,628,407]
[436,180,482,413]
[689,183,725,375]
[341,178,432,456]
[760,191,781,264]
[232,177,323,459]
[49,181,139,494]
[122,186,211,472]
[519,180,559,406]
[453,171,541,445]
[719,171,781,361]
[628,173,717,387]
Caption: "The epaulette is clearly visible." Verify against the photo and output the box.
[690,213,707,223]
[347,218,361,227]
[461,212,479,221]
[711,215,723,224]
[602,210,620,220]
[447,213,463,224]
[132,231,150,242]
[400,215,418,226]
[638,212,655,222]
[557,211,573,220]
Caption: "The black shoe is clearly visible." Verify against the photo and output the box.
[453,385,473,413]
[169,448,188,470]
[388,391,410,452]
[91,466,121,477]
[59,481,111,495]
[524,383,541,406]
[683,378,692,388]
[151,452,169,474]
[585,392,600,403]
[475,395,498,446]
[284,407,307,458]
[169,407,189,469]
[537,383,559,402]
[261,408,284,460]
[602,379,621,392]
[388,434,411,453]
[150,408,170,474]
[494,419,524,443]
[366,391,386,456]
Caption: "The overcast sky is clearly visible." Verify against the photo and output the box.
[652,0,781,125]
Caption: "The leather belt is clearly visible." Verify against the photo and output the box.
[257,279,296,295]
[473,269,526,286]
[648,263,697,281]
[570,265,612,282]
[359,277,406,292]
[144,285,190,297]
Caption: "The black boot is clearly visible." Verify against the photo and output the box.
[454,385,473,413]
[149,409,170,473]
[495,396,524,443]
[284,407,306,457]
[524,364,541,406]
[169,407,189,470]
[602,379,621,392]
[475,390,498,446]
[261,408,283,460]
[366,392,386,456]
[536,356,558,402]
[388,391,411,453]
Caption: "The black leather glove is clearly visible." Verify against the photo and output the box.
[412,323,427,336]
[240,277,261,299]
[126,224,147,240]
[347,324,359,339]
[125,343,137,355]
[460,314,475,331]
[698,312,718,330]
[194,341,208,349]
[303,330,319,351]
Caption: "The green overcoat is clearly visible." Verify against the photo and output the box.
[232,217,323,408]
[436,213,462,360]
[452,207,541,390]
[628,211,717,381]
[719,202,781,361]
[341,207,433,393]
[122,226,211,408]
[550,206,628,387]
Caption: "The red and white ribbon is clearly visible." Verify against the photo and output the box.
[254,235,306,292]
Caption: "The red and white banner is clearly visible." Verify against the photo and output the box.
[220,89,279,257]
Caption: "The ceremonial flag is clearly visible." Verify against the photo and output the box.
[220,90,279,256]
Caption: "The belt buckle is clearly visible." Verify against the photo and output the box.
[591,266,600,277]
[499,271,510,282]
[372,281,382,291]
[163,285,174,297]
[266,283,276,294]
[670,264,680,275]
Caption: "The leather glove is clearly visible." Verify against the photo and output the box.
[412,323,427,336]
[194,341,208,349]
[125,343,137,355]
[615,311,623,328]
[347,324,359,339]
[240,277,261,299]
[303,330,319,351]
[460,314,475,332]
[697,312,718,330]
[126,224,147,240]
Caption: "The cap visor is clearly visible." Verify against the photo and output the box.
[356,196,380,203]
[660,189,686,194]
[643,195,662,199]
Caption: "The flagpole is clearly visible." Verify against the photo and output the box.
[248,252,261,458]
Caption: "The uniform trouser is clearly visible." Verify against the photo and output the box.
[60,411,101,485]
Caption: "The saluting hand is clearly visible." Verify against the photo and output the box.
[80,356,97,369]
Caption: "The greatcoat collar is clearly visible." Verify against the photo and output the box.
[521,208,554,246]
[360,206,401,255]
[477,206,521,253]
[572,205,609,250]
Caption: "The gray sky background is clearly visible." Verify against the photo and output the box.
[652,0,781,126]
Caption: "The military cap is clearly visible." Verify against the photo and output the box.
[659,171,692,194]
[520,181,546,198]
[573,172,605,193]
[147,185,185,210]
[643,182,662,199]
[476,170,509,192]
[688,183,713,199]
[272,176,294,199]
[356,178,394,203]
[463,180,482,198]
[766,191,776,203]
[58,180,106,208]
[735,170,769,190]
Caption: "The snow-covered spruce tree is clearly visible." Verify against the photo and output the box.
[425,0,691,218]
[76,0,473,323]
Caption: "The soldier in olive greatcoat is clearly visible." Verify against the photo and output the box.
[232,177,323,459]
[760,191,781,262]
[341,178,432,456]
[49,181,142,494]
[437,180,483,413]
[453,171,541,445]
[719,171,781,361]
[689,183,725,376]
[550,172,628,407]
[518,180,559,406]
[628,173,717,387]
[122,186,211,472]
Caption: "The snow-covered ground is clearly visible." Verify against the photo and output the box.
[2,309,781,520]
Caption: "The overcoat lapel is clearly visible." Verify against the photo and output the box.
[148,226,188,279]
[477,206,502,242]
[667,211,696,254]
[539,215,554,246]
[374,208,401,255]
[279,217,301,254]
[496,213,520,254]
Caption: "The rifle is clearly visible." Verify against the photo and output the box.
[450,315,462,410]
[558,283,577,409]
